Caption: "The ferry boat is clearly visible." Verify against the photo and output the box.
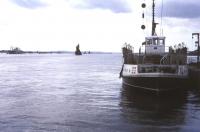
[120,0,189,92]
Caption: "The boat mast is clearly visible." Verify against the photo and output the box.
[152,0,156,36]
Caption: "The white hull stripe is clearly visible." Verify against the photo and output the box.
[123,80,159,92]
[122,80,178,92]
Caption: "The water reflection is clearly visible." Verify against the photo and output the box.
[194,80,200,89]
[188,88,200,108]
[120,84,189,131]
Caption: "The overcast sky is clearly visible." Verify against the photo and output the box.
[0,0,199,52]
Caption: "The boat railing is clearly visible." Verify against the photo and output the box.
[139,46,171,54]
[138,64,178,74]
[160,54,169,64]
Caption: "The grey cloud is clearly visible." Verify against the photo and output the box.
[162,1,200,18]
[69,0,131,13]
[10,0,47,9]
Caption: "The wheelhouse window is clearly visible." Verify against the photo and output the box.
[145,37,165,46]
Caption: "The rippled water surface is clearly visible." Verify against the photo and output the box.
[0,53,200,132]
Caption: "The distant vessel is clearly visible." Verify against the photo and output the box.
[120,0,189,92]
[7,47,24,54]
[75,44,82,55]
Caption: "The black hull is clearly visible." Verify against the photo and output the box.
[75,50,82,55]
[122,77,189,93]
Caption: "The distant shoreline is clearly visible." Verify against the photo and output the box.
[0,50,198,55]
[0,50,120,54]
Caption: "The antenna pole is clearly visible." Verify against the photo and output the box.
[152,0,156,36]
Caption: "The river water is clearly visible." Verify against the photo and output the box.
[0,53,199,132]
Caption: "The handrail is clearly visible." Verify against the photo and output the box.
[137,64,179,74]
[160,54,168,64]
[138,64,177,68]
[139,46,170,54]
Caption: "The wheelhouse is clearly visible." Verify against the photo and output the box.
[144,36,166,54]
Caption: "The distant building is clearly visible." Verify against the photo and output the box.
[7,47,24,54]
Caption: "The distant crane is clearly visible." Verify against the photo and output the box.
[192,33,200,64]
